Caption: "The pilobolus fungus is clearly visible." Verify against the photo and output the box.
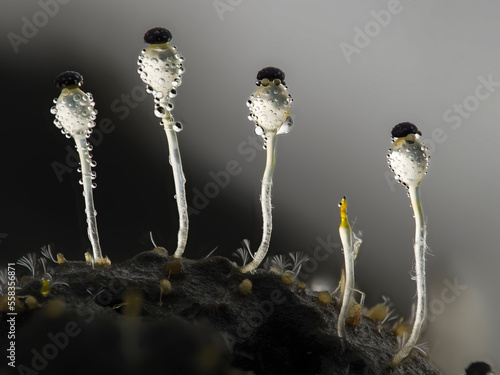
[387,122,430,367]
[239,67,294,273]
[51,71,106,263]
[138,27,188,258]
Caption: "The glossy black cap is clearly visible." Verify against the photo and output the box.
[256,67,285,85]
[465,362,494,375]
[144,27,172,44]
[391,122,422,138]
[55,71,83,90]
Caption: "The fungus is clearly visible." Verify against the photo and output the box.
[238,279,252,295]
[40,278,50,297]
[24,296,40,310]
[57,253,67,265]
[239,67,294,273]
[318,291,332,305]
[387,122,430,367]
[364,295,397,330]
[465,362,495,375]
[51,72,104,262]
[165,259,183,276]
[159,279,172,306]
[336,197,365,339]
[138,27,188,258]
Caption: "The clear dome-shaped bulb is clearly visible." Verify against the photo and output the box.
[54,88,96,138]
[387,134,429,187]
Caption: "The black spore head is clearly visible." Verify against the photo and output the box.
[256,67,286,86]
[55,71,83,90]
[391,122,422,138]
[465,362,494,375]
[144,27,172,44]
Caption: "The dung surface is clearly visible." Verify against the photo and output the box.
[0,251,441,375]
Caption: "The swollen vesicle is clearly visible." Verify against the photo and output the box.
[387,134,429,188]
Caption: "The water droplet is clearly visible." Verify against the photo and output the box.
[92,183,97,189]
[254,125,264,136]
[50,106,58,114]
[146,85,154,94]
[91,171,97,179]
[169,88,177,98]
[173,121,183,132]
[166,103,174,111]
[87,144,93,151]
[77,167,82,172]
[154,105,166,117]
[79,179,83,185]
[90,160,97,167]
[53,98,58,104]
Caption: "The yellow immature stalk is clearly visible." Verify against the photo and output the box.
[239,67,293,273]
[138,27,188,258]
[387,122,430,367]
[51,71,104,262]
[337,196,354,340]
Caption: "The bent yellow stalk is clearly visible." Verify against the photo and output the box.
[387,122,430,367]
[337,196,354,340]
[239,67,294,273]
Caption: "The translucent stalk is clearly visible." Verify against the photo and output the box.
[337,197,354,340]
[162,112,188,258]
[391,184,427,367]
[240,131,277,273]
[74,135,103,260]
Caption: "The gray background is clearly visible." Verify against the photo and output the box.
[1,1,499,372]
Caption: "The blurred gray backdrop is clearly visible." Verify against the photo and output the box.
[1,1,499,372]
